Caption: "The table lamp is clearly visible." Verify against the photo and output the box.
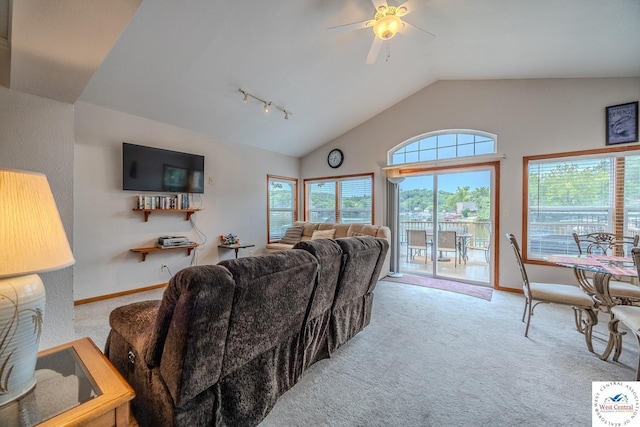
[0,168,75,406]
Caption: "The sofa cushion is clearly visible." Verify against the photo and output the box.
[311,229,336,240]
[331,224,352,238]
[300,222,320,238]
[279,225,304,244]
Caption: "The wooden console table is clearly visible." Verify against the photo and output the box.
[0,337,134,426]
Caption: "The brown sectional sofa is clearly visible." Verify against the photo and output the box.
[105,236,389,427]
[266,221,391,279]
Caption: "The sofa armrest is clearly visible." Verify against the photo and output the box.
[108,300,161,364]
[265,242,295,252]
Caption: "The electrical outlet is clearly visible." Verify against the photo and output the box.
[161,264,168,272]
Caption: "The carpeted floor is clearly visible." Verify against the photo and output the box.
[259,281,638,426]
[383,273,493,301]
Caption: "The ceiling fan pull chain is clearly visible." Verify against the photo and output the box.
[386,40,391,62]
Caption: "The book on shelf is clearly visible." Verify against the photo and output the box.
[136,194,192,210]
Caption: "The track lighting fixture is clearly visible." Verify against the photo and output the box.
[239,89,292,120]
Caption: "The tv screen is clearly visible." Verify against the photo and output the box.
[122,143,205,193]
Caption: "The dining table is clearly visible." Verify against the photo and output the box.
[546,253,638,361]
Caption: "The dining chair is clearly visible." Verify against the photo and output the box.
[571,232,640,305]
[505,233,597,338]
[572,232,639,257]
[610,248,640,380]
[437,230,458,267]
[406,229,431,263]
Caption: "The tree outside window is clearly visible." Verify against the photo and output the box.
[267,175,297,242]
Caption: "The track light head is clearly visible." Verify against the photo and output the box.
[239,89,290,120]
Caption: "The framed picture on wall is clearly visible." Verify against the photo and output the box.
[606,101,638,145]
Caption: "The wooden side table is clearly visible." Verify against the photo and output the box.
[0,337,134,426]
[218,243,255,259]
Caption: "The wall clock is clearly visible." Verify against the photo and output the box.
[327,149,344,168]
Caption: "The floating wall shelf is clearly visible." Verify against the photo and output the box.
[129,243,199,262]
[132,208,201,222]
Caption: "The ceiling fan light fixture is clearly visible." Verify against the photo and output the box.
[373,14,402,40]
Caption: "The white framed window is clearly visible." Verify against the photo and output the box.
[304,173,373,224]
[267,175,298,243]
[389,130,497,165]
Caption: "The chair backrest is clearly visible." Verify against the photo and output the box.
[505,233,532,298]
[572,232,639,257]
[438,230,457,251]
[333,237,385,305]
[292,238,344,320]
[633,247,640,276]
[407,229,427,247]
[218,250,319,377]
[330,237,387,350]
[145,265,236,407]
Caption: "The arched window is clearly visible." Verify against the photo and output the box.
[388,130,497,165]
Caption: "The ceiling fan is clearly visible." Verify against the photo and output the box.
[327,0,435,64]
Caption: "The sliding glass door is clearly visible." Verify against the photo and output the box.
[398,167,494,285]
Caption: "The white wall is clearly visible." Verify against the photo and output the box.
[73,102,299,301]
[0,87,75,349]
[302,78,640,290]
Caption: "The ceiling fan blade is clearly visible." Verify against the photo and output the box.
[327,20,373,34]
[394,0,415,15]
[371,0,389,12]
[365,37,384,64]
[401,21,436,43]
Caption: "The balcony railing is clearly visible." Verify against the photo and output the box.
[399,220,491,249]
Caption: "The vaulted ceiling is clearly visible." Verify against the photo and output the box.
[4,0,640,157]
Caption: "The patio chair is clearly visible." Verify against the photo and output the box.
[407,229,431,263]
[483,238,491,263]
[437,230,458,267]
[571,232,640,305]
[505,233,597,339]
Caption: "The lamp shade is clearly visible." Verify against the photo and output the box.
[0,168,74,278]
[0,168,75,406]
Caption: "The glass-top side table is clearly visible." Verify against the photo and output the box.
[0,337,134,426]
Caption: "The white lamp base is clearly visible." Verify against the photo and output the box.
[0,274,45,407]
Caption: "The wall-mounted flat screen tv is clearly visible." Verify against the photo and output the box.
[122,142,205,193]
